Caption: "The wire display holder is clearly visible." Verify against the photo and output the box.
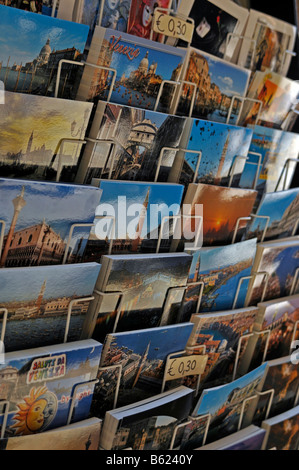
[64,296,95,343]
[97,364,123,411]
[0,308,7,344]
[155,147,202,183]
[290,320,299,354]
[90,290,124,336]
[226,96,264,127]
[156,214,203,254]
[232,271,270,310]
[153,79,182,113]
[169,419,192,450]
[231,216,252,244]
[290,267,299,296]
[225,33,257,70]
[274,157,299,192]
[279,50,297,75]
[0,220,6,261]
[0,400,9,439]
[67,379,99,426]
[238,388,275,431]
[62,214,116,265]
[181,280,205,316]
[54,60,117,103]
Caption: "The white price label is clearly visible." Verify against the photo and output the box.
[165,354,208,381]
[153,11,194,43]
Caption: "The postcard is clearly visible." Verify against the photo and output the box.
[174,47,251,124]
[197,425,266,450]
[99,386,194,450]
[82,180,185,261]
[0,91,93,182]
[172,118,253,186]
[176,0,249,62]
[245,238,299,307]
[180,363,268,450]
[185,239,257,314]
[0,417,102,450]
[238,10,297,77]
[240,294,299,373]
[186,307,259,390]
[76,101,187,184]
[261,405,299,450]
[76,26,187,114]
[251,356,299,425]
[2,0,58,16]
[0,263,101,352]
[0,339,102,437]
[81,252,192,342]
[181,183,257,246]
[238,71,299,129]
[127,0,172,42]
[244,188,299,242]
[0,4,89,99]
[92,323,194,416]
[238,125,299,195]
[0,178,102,268]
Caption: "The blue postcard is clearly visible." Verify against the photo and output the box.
[186,238,257,312]
[179,119,253,186]
[76,26,187,113]
[0,339,102,437]
[83,180,185,261]
[0,4,89,98]
[0,263,101,352]
[0,178,102,268]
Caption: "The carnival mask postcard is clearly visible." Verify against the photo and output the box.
[0,4,89,99]
[174,47,251,124]
[127,0,172,42]
[239,71,299,129]
[186,238,257,313]
[0,178,102,268]
[82,252,192,342]
[77,101,187,184]
[76,26,186,114]
[237,10,297,77]
[92,323,194,415]
[99,386,194,450]
[182,183,257,246]
[186,307,259,390]
[176,0,249,62]
[238,126,299,195]
[0,339,102,437]
[244,188,299,242]
[82,180,185,261]
[180,363,268,450]
[0,92,93,183]
[0,263,101,352]
[174,118,253,186]
[245,238,299,307]
[0,417,102,450]
[261,406,299,450]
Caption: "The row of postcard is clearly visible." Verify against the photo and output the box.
[0,335,298,450]
[0,4,298,131]
[0,175,299,269]
[2,0,298,77]
[1,92,298,193]
[1,233,299,352]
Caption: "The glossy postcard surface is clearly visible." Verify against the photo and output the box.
[0,340,102,437]
[183,184,257,246]
[180,119,253,186]
[245,188,299,242]
[83,102,187,184]
[181,363,267,450]
[0,4,89,99]
[262,406,299,450]
[176,48,250,124]
[0,92,93,182]
[77,27,186,113]
[0,263,101,352]
[188,307,259,389]
[83,180,184,261]
[92,323,194,415]
[238,126,299,194]
[88,253,192,341]
[0,178,102,267]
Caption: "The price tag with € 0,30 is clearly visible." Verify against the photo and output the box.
[165,354,208,381]
[152,11,194,43]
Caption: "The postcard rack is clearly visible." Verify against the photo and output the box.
[228,151,263,189]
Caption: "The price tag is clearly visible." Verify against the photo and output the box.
[164,354,208,381]
[152,11,194,43]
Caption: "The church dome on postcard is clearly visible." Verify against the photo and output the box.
[39,39,52,60]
